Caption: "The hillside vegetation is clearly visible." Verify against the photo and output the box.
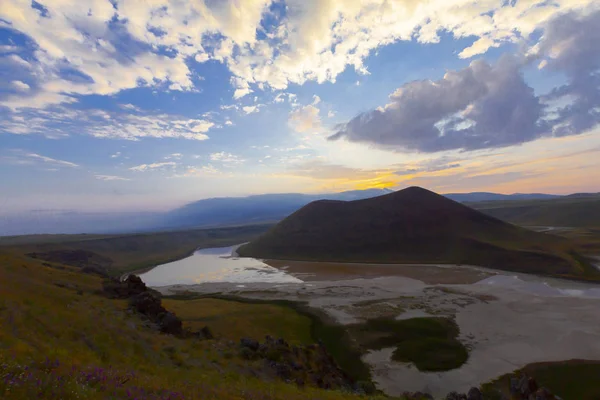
[239,187,598,280]
[0,249,393,400]
[0,224,271,276]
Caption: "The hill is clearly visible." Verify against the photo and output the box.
[471,195,600,228]
[238,187,596,279]
[444,192,560,203]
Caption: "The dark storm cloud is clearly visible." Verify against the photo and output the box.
[330,9,600,153]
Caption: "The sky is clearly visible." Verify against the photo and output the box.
[1,0,599,214]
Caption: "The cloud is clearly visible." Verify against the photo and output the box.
[332,8,600,153]
[395,157,463,176]
[242,105,259,114]
[2,0,595,109]
[0,45,19,54]
[129,162,177,172]
[534,10,600,137]
[110,152,121,158]
[24,152,79,168]
[1,150,79,168]
[289,104,321,133]
[332,56,543,152]
[209,152,244,165]
[95,174,130,181]
[286,159,387,180]
[0,107,215,140]
[11,80,30,92]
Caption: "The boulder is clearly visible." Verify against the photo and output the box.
[158,312,183,335]
[129,291,164,317]
[467,387,482,400]
[200,326,213,339]
[240,338,260,351]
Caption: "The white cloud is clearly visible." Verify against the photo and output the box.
[1,150,79,168]
[110,152,121,158]
[129,162,177,172]
[2,0,595,110]
[0,45,18,53]
[242,105,259,114]
[11,80,30,92]
[0,107,216,140]
[289,104,321,133]
[209,152,244,164]
[24,152,79,168]
[225,120,234,126]
[95,174,130,181]
[327,110,335,118]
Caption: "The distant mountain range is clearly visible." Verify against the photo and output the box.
[238,187,596,279]
[1,189,598,236]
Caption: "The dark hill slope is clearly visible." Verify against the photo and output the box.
[238,187,595,278]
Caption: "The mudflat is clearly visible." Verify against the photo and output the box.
[263,259,492,284]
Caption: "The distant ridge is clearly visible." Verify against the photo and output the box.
[238,187,595,278]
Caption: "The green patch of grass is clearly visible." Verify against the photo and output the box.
[482,360,600,400]
[349,317,468,372]
[392,337,468,371]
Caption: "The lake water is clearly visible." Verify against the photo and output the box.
[139,246,600,298]
[138,245,302,287]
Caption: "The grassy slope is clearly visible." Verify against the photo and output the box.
[0,249,394,400]
[239,187,599,280]
[470,195,600,228]
[1,224,272,276]
[482,360,600,400]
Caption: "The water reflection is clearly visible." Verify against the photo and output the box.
[139,245,303,287]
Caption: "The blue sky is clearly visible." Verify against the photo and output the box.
[1,0,599,213]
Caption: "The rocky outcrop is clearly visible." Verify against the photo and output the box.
[101,275,214,339]
[510,374,560,400]
[102,275,147,298]
[237,335,356,392]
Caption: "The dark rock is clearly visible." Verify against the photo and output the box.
[158,312,183,335]
[446,392,464,400]
[200,326,213,339]
[102,275,148,298]
[467,387,482,400]
[240,338,260,351]
[130,291,164,316]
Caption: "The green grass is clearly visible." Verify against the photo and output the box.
[168,294,373,382]
[392,337,468,371]
[482,360,600,400]
[162,298,313,344]
[349,317,469,372]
